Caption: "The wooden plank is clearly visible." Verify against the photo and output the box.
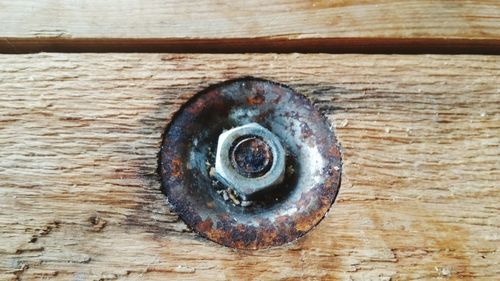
[1,0,499,53]
[0,53,498,280]
[3,0,499,39]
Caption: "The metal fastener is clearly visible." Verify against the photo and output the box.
[159,77,342,249]
[215,123,285,200]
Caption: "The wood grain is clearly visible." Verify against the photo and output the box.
[1,0,499,53]
[0,53,498,280]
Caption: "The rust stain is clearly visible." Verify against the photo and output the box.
[170,158,182,178]
[247,92,265,105]
[197,218,213,233]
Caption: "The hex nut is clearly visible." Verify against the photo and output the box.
[215,123,286,200]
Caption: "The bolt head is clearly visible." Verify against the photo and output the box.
[215,123,286,200]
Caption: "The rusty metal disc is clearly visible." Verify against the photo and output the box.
[159,77,342,249]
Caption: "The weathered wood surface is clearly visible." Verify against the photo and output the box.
[3,0,499,39]
[1,0,499,53]
[0,54,498,280]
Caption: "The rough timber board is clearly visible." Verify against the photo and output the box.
[0,1,499,53]
[0,53,498,280]
[2,0,500,39]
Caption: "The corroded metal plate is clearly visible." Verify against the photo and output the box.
[159,77,342,249]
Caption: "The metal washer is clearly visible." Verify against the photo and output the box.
[159,77,342,249]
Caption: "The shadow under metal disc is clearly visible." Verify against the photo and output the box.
[159,77,342,249]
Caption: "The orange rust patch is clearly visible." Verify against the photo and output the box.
[247,94,265,105]
[171,158,182,177]
[197,218,213,233]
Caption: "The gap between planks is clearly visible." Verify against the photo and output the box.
[1,37,499,54]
